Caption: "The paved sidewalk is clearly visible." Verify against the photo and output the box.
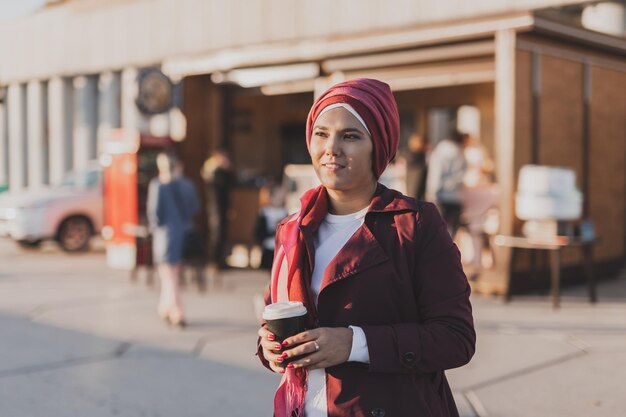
[0,239,624,417]
[448,281,626,417]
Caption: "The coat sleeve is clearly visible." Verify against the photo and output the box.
[361,202,476,374]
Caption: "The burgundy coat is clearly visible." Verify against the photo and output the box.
[259,184,475,417]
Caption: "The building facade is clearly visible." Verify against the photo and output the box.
[1,0,625,293]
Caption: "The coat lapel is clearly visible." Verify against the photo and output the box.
[277,183,416,306]
[319,222,389,295]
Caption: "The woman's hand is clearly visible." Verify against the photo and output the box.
[258,325,287,374]
[281,327,353,370]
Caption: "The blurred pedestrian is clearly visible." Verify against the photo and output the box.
[461,134,498,275]
[425,130,468,238]
[147,151,199,327]
[463,134,494,188]
[255,183,288,270]
[201,148,233,270]
[403,132,428,200]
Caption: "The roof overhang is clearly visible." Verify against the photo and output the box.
[161,13,535,79]
[163,11,626,94]
[532,15,626,55]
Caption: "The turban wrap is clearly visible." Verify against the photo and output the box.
[306,78,400,179]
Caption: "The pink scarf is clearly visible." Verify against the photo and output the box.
[270,186,329,417]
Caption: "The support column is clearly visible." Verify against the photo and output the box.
[581,61,591,218]
[0,90,8,189]
[7,84,27,191]
[26,80,48,188]
[495,29,517,235]
[48,77,73,185]
[73,75,98,171]
[121,68,149,133]
[531,50,541,164]
[494,29,517,292]
[98,71,121,153]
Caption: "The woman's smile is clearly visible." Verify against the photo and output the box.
[321,161,346,171]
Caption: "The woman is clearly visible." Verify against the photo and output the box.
[257,78,475,417]
[147,152,199,327]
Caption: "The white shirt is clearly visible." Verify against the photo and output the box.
[304,206,371,417]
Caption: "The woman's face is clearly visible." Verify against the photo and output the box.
[310,107,375,194]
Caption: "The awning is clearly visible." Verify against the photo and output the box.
[211,40,495,95]
[343,58,495,91]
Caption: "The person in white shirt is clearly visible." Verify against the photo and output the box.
[425,131,468,238]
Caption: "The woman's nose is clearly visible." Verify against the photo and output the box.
[324,134,341,155]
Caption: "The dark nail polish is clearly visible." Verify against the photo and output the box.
[274,343,282,350]
[267,334,275,341]
[281,341,289,347]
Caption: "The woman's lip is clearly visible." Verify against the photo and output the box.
[322,163,344,169]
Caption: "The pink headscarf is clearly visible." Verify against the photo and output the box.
[306,78,400,179]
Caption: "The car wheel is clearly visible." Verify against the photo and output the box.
[57,216,93,252]
[16,239,43,249]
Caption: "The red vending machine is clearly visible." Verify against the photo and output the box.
[101,128,174,271]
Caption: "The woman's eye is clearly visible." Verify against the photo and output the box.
[344,134,360,141]
[314,131,327,138]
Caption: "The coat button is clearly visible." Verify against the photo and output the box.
[403,351,416,364]
[371,408,385,417]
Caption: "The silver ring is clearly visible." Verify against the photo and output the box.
[314,341,320,352]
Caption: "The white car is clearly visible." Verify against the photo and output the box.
[0,164,103,252]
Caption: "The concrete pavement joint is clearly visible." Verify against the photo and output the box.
[566,335,591,352]
[477,322,626,334]
[464,390,488,417]
[0,342,132,379]
[462,349,588,392]
[191,329,255,357]
[27,295,155,320]
[114,342,132,357]
[192,336,208,356]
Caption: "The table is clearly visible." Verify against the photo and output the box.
[493,235,597,308]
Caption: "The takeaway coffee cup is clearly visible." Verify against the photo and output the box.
[262,301,308,342]
[263,301,308,366]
